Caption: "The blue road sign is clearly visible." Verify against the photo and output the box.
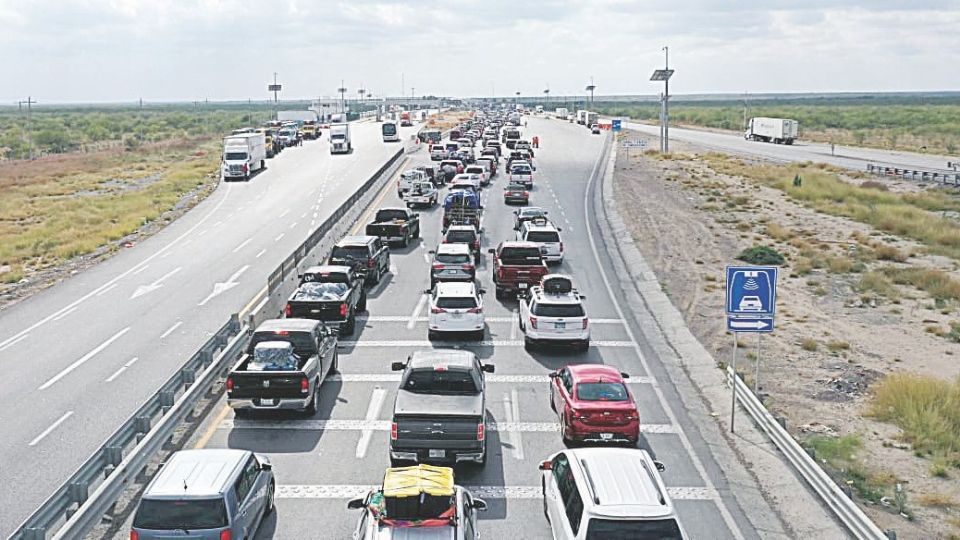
[727,315,774,333]
[726,266,778,317]
[612,119,622,132]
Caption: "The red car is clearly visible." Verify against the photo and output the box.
[549,364,640,445]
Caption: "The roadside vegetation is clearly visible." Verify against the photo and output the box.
[870,374,960,462]
[595,95,960,155]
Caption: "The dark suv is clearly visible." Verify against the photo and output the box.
[328,235,390,286]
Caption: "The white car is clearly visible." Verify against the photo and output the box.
[464,165,490,185]
[404,180,439,208]
[517,218,563,264]
[452,173,482,192]
[398,169,428,196]
[519,275,588,350]
[508,162,533,188]
[430,144,447,161]
[428,282,485,341]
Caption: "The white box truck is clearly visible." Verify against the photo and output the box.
[221,133,266,181]
[745,117,799,145]
[576,110,588,125]
[584,111,599,127]
[330,123,352,154]
[554,107,569,119]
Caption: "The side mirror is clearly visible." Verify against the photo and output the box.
[423,288,433,294]
[487,248,496,254]
[548,371,559,379]
[482,364,495,373]
[654,461,666,472]
[478,228,484,234]
[472,498,488,511]
[479,288,487,295]
[620,372,630,379]
[539,460,553,471]
[260,463,273,472]
[391,361,406,371]
[428,250,436,254]
[347,497,365,510]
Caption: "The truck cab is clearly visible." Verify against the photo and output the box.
[330,123,352,154]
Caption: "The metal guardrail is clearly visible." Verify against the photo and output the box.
[726,367,892,540]
[12,143,409,540]
[866,163,960,186]
[13,316,243,540]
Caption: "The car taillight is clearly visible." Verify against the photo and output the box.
[529,316,538,329]
[300,377,309,394]
[463,263,474,270]
[284,303,292,317]
[523,191,529,197]
[220,530,232,540]
[226,376,234,392]
[130,530,139,540]
[571,409,587,421]
[560,242,564,253]
[367,259,375,268]
[626,412,639,421]
[477,423,485,441]
[431,307,446,314]
[242,164,248,173]
[339,303,348,317]
[471,240,479,249]
[582,318,589,329]
[432,263,445,270]
[391,422,398,440]
[467,307,482,314]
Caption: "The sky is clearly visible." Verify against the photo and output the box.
[1,0,958,104]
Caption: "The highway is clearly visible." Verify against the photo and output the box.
[624,121,956,172]
[0,120,423,536]
[147,117,793,539]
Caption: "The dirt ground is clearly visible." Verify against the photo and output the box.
[613,131,960,539]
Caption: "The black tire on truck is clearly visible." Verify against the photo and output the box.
[358,292,367,312]
[304,382,319,415]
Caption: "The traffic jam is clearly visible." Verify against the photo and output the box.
[128,109,699,540]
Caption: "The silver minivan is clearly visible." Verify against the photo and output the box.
[131,449,275,540]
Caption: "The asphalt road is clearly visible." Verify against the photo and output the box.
[624,120,956,172]
[167,118,776,539]
[0,119,424,536]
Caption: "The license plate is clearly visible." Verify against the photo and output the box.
[429,449,446,458]
[452,312,463,319]
[261,399,276,406]
[600,433,614,440]
[446,269,459,274]
[555,322,566,329]
[519,283,528,289]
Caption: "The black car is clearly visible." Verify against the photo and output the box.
[285,265,367,335]
[328,236,390,286]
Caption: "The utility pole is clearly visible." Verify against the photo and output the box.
[650,47,675,153]
[268,73,282,121]
[742,91,750,131]
[338,80,347,114]
[18,96,36,160]
[585,77,596,107]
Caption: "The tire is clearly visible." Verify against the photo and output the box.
[330,349,339,373]
[414,224,421,239]
[370,266,381,285]
[579,340,590,351]
[358,292,367,312]
[305,383,319,415]
[542,478,550,521]
[428,330,437,341]
[524,336,535,351]
[342,312,356,336]
[389,457,407,468]
[495,288,504,300]
[265,481,276,515]
[260,160,265,169]
[401,234,409,248]
[561,415,572,445]
[473,329,484,341]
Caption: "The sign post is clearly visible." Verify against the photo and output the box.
[725,265,777,432]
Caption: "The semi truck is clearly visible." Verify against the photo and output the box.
[400,111,412,127]
[221,133,266,181]
[330,123,352,154]
[745,117,799,145]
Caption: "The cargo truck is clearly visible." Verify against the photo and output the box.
[554,107,569,119]
[330,123,352,154]
[277,110,319,124]
[221,133,266,181]
[745,117,799,145]
[400,111,412,127]
[584,111,598,128]
[576,110,588,125]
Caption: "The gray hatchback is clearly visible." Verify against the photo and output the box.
[430,243,476,286]
[131,449,274,540]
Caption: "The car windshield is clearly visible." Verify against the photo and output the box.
[446,230,476,243]
[331,245,370,259]
[382,124,397,135]
[436,253,471,264]
[133,498,228,530]
[527,231,560,243]
[533,303,585,317]
[436,296,477,309]
[225,152,247,160]
[585,518,684,539]
[405,368,479,394]
[577,382,629,402]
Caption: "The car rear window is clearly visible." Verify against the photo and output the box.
[577,382,629,402]
[133,498,228,530]
[500,247,542,263]
[527,231,560,243]
[446,230,476,243]
[585,518,683,539]
[436,296,477,309]
[331,245,370,259]
[248,331,315,357]
[511,165,532,174]
[301,272,347,284]
[405,368,479,394]
[532,303,584,317]
[436,253,471,264]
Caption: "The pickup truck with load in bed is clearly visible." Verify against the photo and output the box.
[285,265,367,335]
[488,241,549,299]
[226,318,337,414]
[365,208,421,247]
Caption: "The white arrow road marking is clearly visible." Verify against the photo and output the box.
[39,327,131,390]
[355,387,386,458]
[29,411,74,446]
[198,265,250,306]
[407,294,429,330]
[130,267,182,299]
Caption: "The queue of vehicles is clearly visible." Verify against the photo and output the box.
[133,109,688,539]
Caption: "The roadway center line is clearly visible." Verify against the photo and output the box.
[131,265,149,276]
[232,238,252,253]
[289,222,298,229]
[52,306,78,321]
[300,211,308,219]
[160,321,183,339]
[355,387,387,458]
[95,283,117,296]
[105,357,139,383]
[28,411,74,446]
[275,233,285,242]
[407,294,430,330]
[39,327,131,390]
[0,333,28,352]
[255,249,267,258]
[280,209,291,218]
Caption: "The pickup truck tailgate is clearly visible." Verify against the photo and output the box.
[288,300,345,321]
[395,415,482,446]
[228,371,306,400]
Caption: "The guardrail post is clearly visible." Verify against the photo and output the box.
[105,445,123,475]
[66,481,89,517]
[135,415,151,442]
[885,529,897,539]
[159,390,175,414]
[182,368,196,389]
[22,528,45,540]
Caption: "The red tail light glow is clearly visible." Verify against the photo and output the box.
[300,377,309,394]
[529,316,538,329]
[390,422,398,440]
[220,530,232,540]
[431,307,446,314]
[339,303,348,317]
[432,263,445,270]
[130,530,139,540]
[477,423,485,441]
[226,377,234,392]
[284,303,292,317]
[367,259,375,268]
[463,263,474,270]
[467,307,482,314]
[582,318,589,329]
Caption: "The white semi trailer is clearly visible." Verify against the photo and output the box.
[745,117,799,145]
[221,133,266,181]
[330,123,352,154]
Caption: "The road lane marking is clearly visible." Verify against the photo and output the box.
[255,249,267,258]
[280,209,291,218]
[289,222,298,229]
[0,333,28,351]
[232,238,252,253]
[510,310,519,340]
[212,221,222,227]
[274,484,716,500]
[407,294,429,330]
[0,184,234,351]
[195,405,232,449]
[95,283,117,296]
[52,306,78,321]
[338,340,633,347]
[28,411,74,446]
[131,265,149,276]
[198,265,250,306]
[355,387,387,458]
[224,419,674,434]
[39,327,131,390]
[503,389,524,460]
[275,233,285,242]
[422,253,431,264]
[131,266,182,299]
[160,321,183,339]
[301,212,308,219]
[328,374,653,384]
[106,357,139,382]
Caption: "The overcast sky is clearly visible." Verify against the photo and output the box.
[1,0,958,104]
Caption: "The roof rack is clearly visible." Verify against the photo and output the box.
[640,459,668,505]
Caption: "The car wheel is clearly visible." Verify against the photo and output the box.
[330,349,339,373]
[580,340,590,352]
[305,384,319,415]
[561,415,573,445]
[371,266,381,285]
[358,293,367,312]
[265,480,276,515]
[542,478,550,521]
[343,312,357,336]
[473,330,484,341]
[495,288,504,300]
[428,330,437,341]
[524,336,535,351]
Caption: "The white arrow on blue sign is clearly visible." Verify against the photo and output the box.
[727,316,774,332]
[726,265,778,333]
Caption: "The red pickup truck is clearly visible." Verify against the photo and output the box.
[489,241,549,299]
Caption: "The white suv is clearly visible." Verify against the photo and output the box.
[428,282,485,341]
[539,447,687,539]
[517,218,563,264]
[519,275,588,350]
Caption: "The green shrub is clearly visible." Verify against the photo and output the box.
[737,246,785,265]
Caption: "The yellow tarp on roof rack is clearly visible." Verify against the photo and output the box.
[383,465,454,498]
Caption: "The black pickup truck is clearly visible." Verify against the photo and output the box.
[365,208,421,247]
[389,349,494,467]
[285,265,366,335]
[328,235,391,286]
[226,319,338,415]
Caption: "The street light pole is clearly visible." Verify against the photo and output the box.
[18,96,36,160]
[650,48,675,153]
[338,80,347,114]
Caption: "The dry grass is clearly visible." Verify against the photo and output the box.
[800,338,819,351]
[880,267,960,301]
[856,271,900,299]
[917,492,960,509]
[869,373,960,458]
[764,222,796,241]
[873,244,909,262]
